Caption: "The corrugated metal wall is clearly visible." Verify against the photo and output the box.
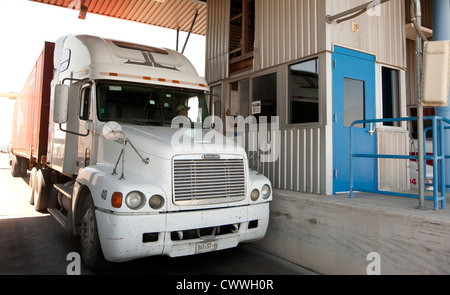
[206,0,230,83]
[327,0,406,68]
[247,127,323,195]
[377,129,410,191]
[206,0,327,83]
[254,0,326,71]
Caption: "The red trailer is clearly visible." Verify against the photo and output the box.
[10,42,55,177]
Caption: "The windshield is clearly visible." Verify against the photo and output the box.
[96,81,209,127]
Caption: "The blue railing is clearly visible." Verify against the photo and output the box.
[350,116,447,210]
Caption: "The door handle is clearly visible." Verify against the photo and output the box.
[368,123,375,136]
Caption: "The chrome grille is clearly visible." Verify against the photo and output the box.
[173,156,246,205]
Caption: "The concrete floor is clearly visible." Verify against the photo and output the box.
[254,189,450,275]
[309,190,449,220]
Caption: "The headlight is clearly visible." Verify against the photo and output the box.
[125,191,145,210]
[251,189,260,201]
[261,184,271,199]
[149,195,165,210]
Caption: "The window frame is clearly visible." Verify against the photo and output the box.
[60,48,71,72]
[250,72,278,123]
[287,56,321,127]
[229,0,255,75]
[79,85,91,121]
[381,66,401,127]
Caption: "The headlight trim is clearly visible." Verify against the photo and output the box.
[149,194,165,210]
[125,191,146,210]
[251,189,260,202]
[261,184,271,199]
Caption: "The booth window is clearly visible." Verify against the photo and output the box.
[382,67,400,127]
[251,73,277,122]
[210,84,222,119]
[289,58,319,124]
[229,80,250,119]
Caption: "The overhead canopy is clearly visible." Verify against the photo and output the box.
[30,0,207,36]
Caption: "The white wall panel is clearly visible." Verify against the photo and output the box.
[206,0,230,83]
[377,129,410,191]
[254,0,326,71]
[247,127,323,195]
[327,0,406,68]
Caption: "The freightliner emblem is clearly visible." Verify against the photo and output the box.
[202,154,221,160]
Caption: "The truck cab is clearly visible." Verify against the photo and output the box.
[44,35,272,270]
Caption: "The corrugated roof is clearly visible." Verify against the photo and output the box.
[29,0,207,36]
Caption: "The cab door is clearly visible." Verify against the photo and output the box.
[77,84,94,169]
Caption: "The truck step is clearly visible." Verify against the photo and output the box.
[54,183,73,198]
[47,184,74,231]
[48,207,68,229]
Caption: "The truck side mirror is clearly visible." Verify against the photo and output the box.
[54,84,69,124]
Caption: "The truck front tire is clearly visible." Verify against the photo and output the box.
[80,195,111,271]
[34,169,51,212]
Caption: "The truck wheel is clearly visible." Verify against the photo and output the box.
[11,156,20,177]
[80,195,111,271]
[29,167,38,205]
[19,157,28,177]
[34,169,51,212]
[11,156,28,177]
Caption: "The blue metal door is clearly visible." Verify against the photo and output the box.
[333,46,376,194]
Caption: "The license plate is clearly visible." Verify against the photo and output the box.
[195,240,218,254]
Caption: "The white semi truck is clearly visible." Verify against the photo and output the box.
[10,35,272,270]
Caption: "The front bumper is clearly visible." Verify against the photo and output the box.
[95,203,270,263]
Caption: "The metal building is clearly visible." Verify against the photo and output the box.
[206,0,436,196]
[204,1,450,274]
